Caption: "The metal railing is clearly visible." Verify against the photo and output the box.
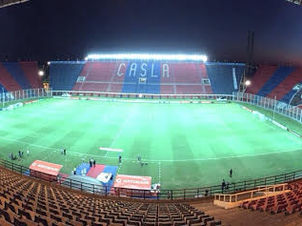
[234,92,302,123]
[0,88,51,108]
[51,90,235,101]
[1,158,302,200]
[214,183,288,203]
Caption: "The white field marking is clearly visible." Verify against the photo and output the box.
[103,110,132,157]
[158,162,161,184]
[117,162,123,174]
[56,148,302,163]
[0,136,301,163]
[99,147,123,152]
[0,136,59,151]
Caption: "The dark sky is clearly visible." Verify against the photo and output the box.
[0,0,302,65]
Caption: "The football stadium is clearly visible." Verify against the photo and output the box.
[0,0,302,226]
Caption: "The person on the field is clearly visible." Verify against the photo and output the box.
[89,159,92,167]
[93,159,96,167]
[229,169,233,178]
[137,155,141,162]
[27,149,30,156]
[119,155,122,164]
[63,149,66,155]
[18,150,22,158]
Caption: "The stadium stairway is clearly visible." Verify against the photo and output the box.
[2,62,31,90]
[0,63,22,91]
[245,65,278,94]
[19,62,42,89]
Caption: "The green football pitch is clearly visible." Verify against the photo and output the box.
[0,98,301,190]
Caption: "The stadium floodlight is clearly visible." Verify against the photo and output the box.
[245,80,251,86]
[38,70,44,76]
[85,53,208,62]
[47,62,51,65]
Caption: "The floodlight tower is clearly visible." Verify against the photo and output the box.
[239,31,255,93]
[246,30,255,76]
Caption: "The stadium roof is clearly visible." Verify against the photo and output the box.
[0,0,29,8]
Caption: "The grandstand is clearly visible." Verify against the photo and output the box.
[1,59,298,107]
[0,62,42,92]
[49,60,244,95]
[0,58,301,225]
[0,165,221,225]
[246,65,302,107]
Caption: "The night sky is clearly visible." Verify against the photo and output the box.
[0,0,302,65]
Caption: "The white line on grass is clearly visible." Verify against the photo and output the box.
[103,110,132,158]
[117,162,123,174]
[0,136,301,163]
[158,162,161,184]
[0,136,59,151]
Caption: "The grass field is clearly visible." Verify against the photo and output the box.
[0,97,301,190]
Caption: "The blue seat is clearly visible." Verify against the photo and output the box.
[50,62,85,90]
[122,61,161,94]
[2,63,31,89]
[206,63,245,94]
[257,66,295,97]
